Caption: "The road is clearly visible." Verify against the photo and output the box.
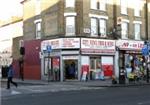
[2,85,150,105]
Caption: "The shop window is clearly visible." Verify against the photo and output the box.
[90,58,95,70]
[44,57,51,75]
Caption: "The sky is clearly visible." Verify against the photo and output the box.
[0,0,23,20]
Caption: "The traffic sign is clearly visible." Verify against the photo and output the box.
[142,48,149,56]
[46,45,51,53]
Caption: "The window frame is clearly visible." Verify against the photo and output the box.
[65,16,75,36]
[91,18,98,36]
[99,0,106,11]
[120,0,128,15]
[35,22,41,39]
[90,0,98,10]
[90,18,107,37]
[121,22,128,39]
[134,23,141,40]
[35,0,41,15]
[65,0,75,8]
[99,19,106,36]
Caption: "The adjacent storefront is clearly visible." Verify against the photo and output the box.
[116,40,144,78]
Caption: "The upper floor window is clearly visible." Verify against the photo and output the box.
[35,22,41,39]
[100,0,106,11]
[91,0,97,9]
[35,0,41,15]
[90,0,106,11]
[66,16,75,36]
[91,18,106,37]
[66,0,75,8]
[134,23,141,40]
[134,0,141,16]
[121,0,127,15]
[99,19,106,36]
[121,22,128,39]
[91,18,98,36]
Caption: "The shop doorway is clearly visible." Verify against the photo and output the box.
[64,60,78,80]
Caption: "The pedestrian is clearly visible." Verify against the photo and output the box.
[7,64,18,89]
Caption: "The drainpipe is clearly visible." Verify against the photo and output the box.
[145,0,148,40]
[145,0,149,83]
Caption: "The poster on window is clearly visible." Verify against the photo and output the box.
[52,57,60,70]
[101,56,114,76]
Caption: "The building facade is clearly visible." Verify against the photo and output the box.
[0,17,23,78]
[21,0,150,81]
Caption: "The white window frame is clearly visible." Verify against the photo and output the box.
[35,0,41,15]
[134,8,140,17]
[99,0,106,11]
[121,22,128,39]
[91,18,98,36]
[91,0,97,9]
[65,0,75,8]
[35,22,41,39]
[121,0,127,15]
[134,0,141,17]
[134,23,141,40]
[99,19,106,37]
[66,16,75,36]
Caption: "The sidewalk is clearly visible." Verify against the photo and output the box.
[1,78,150,87]
[1,78,150,97]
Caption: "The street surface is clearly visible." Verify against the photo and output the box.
[2,85,150,105]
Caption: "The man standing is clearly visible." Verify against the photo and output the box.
[7,65,18,89]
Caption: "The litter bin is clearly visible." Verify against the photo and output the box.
[119,68,126,84]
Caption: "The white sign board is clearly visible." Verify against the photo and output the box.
[61,38,80,49]
[81,38,115,54]
[41,38,80,51]
[116,40,144,50]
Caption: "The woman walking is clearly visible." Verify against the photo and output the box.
[7,65,18,89]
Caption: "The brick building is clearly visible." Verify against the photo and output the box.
[20,0,150,81]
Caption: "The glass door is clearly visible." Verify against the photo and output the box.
[90,57,101,80]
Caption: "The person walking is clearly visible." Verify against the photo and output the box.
[7,65,18,89]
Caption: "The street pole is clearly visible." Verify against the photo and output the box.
[47,52,50,82]
[46,45,51,82]
[146,42,150,83]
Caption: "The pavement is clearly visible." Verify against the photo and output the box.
[1,78,150,97]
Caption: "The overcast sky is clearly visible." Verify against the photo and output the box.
[0,0,22,20]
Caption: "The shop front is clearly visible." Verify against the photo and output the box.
[116,40,144,80]
[41,38,80,81]
[41,37,116,81]
[80,38,116,80]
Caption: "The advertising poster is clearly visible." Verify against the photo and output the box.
[101,56,114,76]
